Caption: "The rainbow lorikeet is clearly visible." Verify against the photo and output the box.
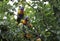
[21,16,29,25]
[17,6,24,24]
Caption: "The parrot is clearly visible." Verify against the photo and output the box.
[17,6,24,24]
[21,16,29,25]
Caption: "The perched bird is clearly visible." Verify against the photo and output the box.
[21,16,29,25]
[17,6,24,24]
[18,6,24,14]
[21,20,27,25]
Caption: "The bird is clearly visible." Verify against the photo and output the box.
[17,6,24,24]
[21,16,29,25]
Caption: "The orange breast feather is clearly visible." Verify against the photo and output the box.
[18,10,24,14]
[21,20,27,25]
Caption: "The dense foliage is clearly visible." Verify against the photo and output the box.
[0,0,60,41]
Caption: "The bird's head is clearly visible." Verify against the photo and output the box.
[19,6,24,10]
